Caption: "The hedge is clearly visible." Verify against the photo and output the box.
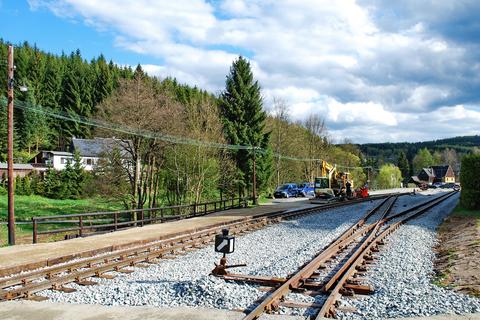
[460,154,480,209]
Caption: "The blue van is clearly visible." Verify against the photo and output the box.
[273,183,298,198]
[297,182,315,197]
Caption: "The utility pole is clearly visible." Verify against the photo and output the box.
[7,45,15,245]
[252,146,258,205]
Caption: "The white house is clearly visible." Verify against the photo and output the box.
[30,137,129,172]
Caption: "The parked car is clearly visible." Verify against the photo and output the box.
[274,183,298,198]
[441,182,460,190]
[432,182,444,188]
[297,182,315,197]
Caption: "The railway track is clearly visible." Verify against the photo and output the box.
[216,191,458,319]
[0,194,393,302]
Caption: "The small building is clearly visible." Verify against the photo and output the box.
[0,163,34,180]
[412,164,456,185]
[30,151,77,171]
[431,165,455,183]
[29,137,130,172]
[417,168,436,184]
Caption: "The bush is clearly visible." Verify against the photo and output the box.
[376,164,402,189]
[30,174,44,195]
[15,175,24,195]
[0,185,6,195]
[23,175,32,196]
[41,153,88,199]
[460,154,480,209]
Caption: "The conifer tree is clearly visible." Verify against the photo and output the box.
[220,56,273,199]
[94,54,113,107]
[60,50,86,141]
[397,151,410,181]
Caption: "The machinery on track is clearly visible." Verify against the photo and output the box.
[311,160,368,203]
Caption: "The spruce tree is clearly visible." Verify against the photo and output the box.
[220,56,273,199]
[397,151,410,182]
[94,54,113,107]
[60,51,85,141]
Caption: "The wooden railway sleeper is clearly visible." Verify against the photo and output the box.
[1,196,388,303]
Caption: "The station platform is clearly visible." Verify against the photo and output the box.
[0,301,305,320]
[0,199,316,277]
[0,301,478,320]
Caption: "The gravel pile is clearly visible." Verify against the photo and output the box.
[41,200,380,311]
[338,192,480,319]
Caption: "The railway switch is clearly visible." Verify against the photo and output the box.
[211,228,246,276]
[214,228,235,254]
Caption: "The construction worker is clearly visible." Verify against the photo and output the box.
[346,180,352,198]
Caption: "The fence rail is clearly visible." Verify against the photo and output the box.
[32,197,247,244]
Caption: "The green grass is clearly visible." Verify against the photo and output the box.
[0,195,124,246]
[452,205,480,225]
[0,195,124,222]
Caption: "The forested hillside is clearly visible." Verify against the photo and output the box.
[0,40,370,207]
[0,40,214,161]
[358,136,480,164]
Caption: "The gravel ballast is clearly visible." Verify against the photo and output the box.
[40,191,480,319]
[338,191,480,319]
[41,200,380,311]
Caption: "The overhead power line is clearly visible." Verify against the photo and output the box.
[2,98,379,170]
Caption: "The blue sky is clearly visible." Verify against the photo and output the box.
[1,0,479,143]
[0,0,158,65]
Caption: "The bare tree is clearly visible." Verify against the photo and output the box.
[97,69,181,210]
[303,113,327,181]
[441,148,459,178]
[271,97,290,186]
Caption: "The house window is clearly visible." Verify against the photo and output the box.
[61,157,68,164]
[86,158,92,165]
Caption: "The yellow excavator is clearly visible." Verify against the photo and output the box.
[311,161,353,203]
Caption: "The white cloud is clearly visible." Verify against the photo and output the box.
[29,0,480,143]
[325,99,398,126]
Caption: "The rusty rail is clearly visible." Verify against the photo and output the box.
[240,196,398,320]
[1,194,393,301]
[316,190,457,318]
[237,191,457,319]
[31,197,248,243]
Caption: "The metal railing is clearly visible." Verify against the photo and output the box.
[31,197,248,244]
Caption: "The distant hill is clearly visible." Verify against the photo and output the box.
[357,135,480,163]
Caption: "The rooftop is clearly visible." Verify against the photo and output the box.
[71,138,130,157]
[0,163,34,170]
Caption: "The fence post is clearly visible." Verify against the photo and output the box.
[160,208,164,222]
[79,216,83,237]
[114,212,118,231]
[140,209,144,227]
[32,218,37,244]
[231,198,234,208]
[204,203,207,215]
[193,204,196,216]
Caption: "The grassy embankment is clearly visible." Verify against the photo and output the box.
[0,195,123,245]
[434,204,480,296]
[451,204,480,220]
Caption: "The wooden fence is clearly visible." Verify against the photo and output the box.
[32,197,247,243]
